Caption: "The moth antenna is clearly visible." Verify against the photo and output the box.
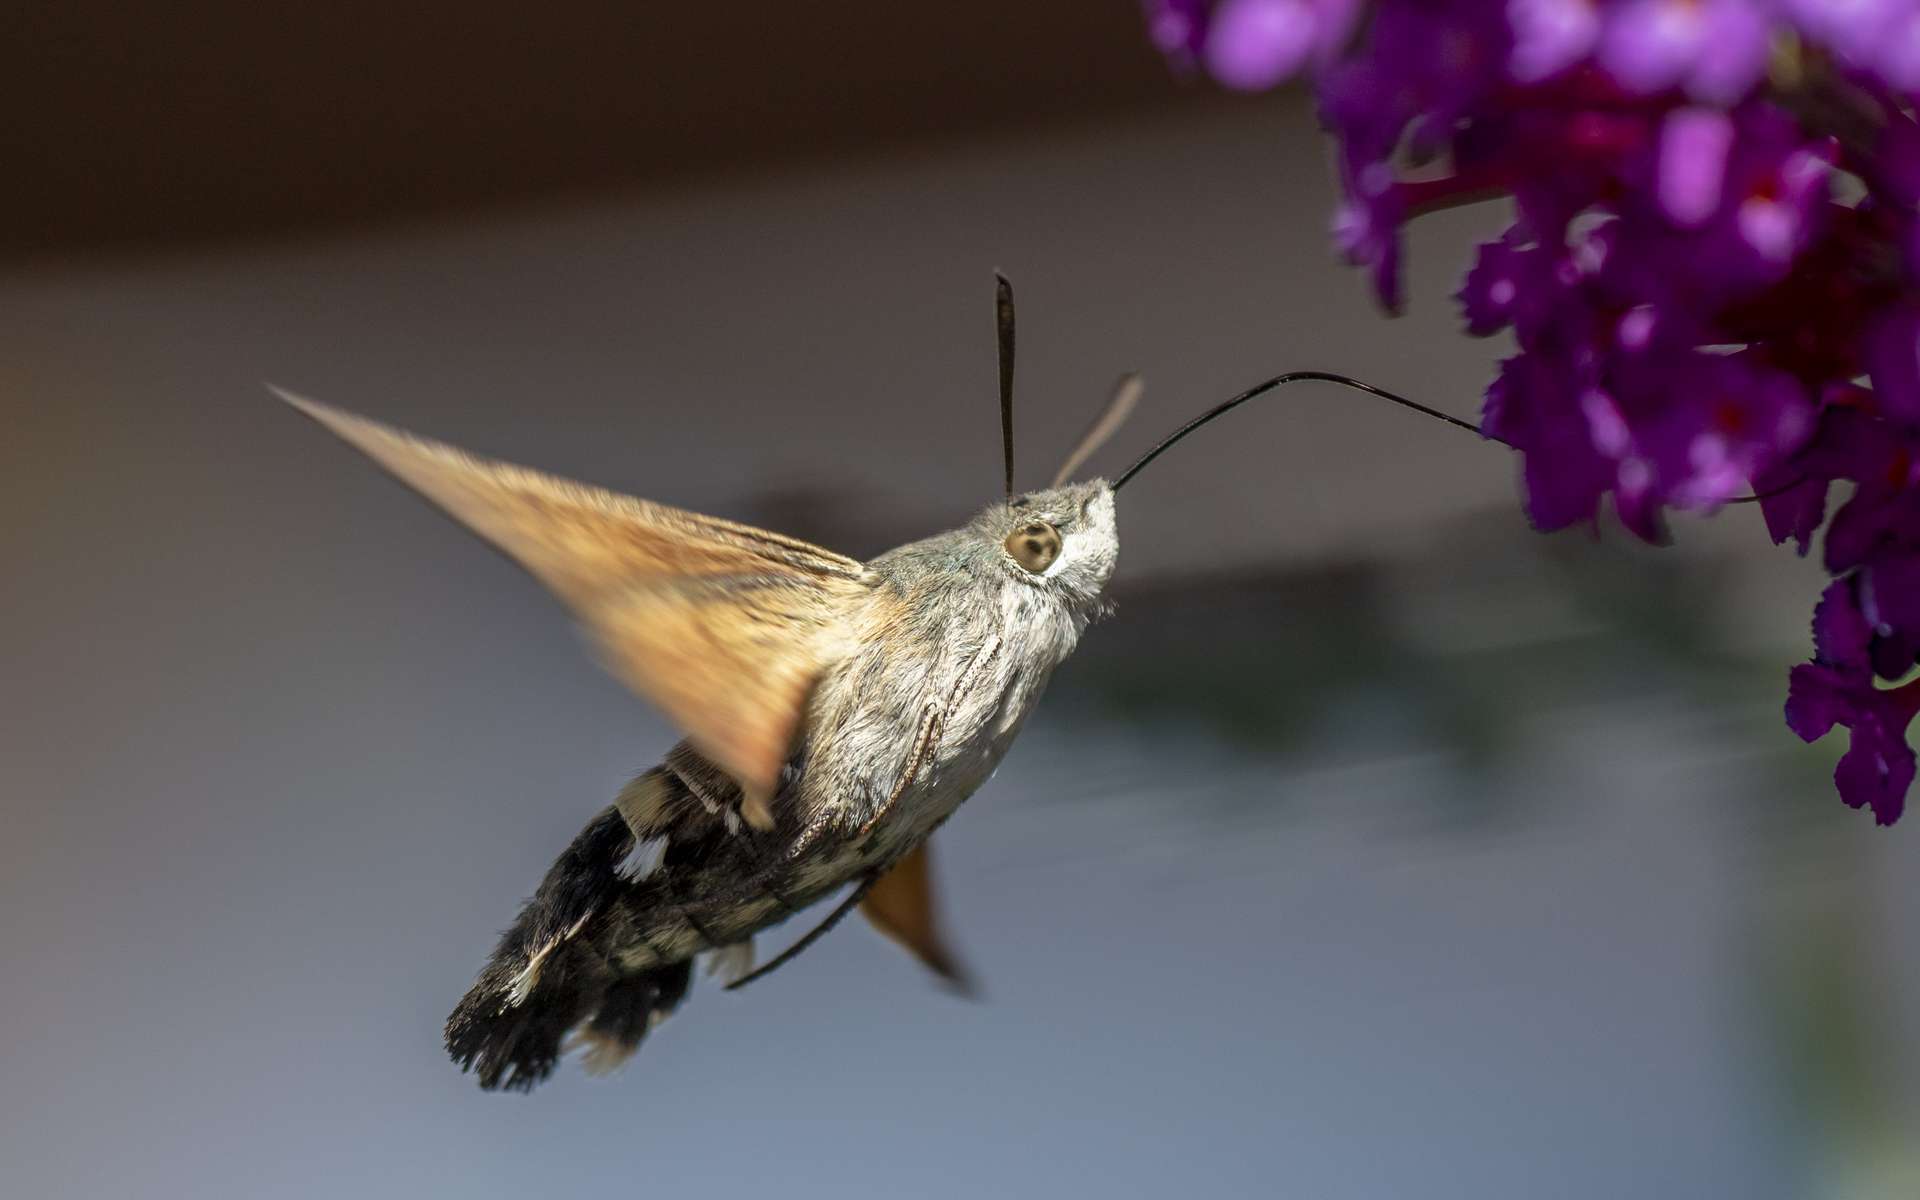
[995,271,1016,500]
[1050,373,1143,488]
[1111,368,1793,504]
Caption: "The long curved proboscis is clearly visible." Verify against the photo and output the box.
[1113,371,1481,491]
[1111,369,1799,505]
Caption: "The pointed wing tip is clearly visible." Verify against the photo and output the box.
[269,384,366,442]
[270,386,431,472]
[267,382,319,416]
[932,960,982,1000]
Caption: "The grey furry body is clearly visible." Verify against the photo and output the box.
[446,483,1118,1084]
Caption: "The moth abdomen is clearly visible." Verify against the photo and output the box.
[444,806,635,1091]
[444,761,832,1089]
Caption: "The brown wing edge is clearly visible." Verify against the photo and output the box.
[860,840,977,994]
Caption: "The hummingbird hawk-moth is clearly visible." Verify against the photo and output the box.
[283,275,1441,1091]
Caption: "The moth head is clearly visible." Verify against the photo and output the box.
[979,480,1117,611]
[978,274,1126,616]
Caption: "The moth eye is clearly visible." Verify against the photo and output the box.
[1005,521,1061,574]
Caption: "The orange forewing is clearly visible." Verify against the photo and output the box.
[280,390,870,825]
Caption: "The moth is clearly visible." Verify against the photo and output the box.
[285,276,1434,1091]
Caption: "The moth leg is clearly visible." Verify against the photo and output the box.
[701,940,757,985]
[858,703,942,837]
[724,700,947,992]
[723,873,880,991]
[852,635,997,836]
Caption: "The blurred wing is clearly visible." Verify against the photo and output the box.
[861,840,974,991]
[279,389,871,823]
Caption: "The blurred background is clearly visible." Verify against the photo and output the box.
[3,3,1917,1197]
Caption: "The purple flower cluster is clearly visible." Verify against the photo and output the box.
[1148,0,1920,823]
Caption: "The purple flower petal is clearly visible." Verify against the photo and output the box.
[1858,552,1920,678]
[1876,6,1920,91]
[1757,468,1830,555]
[1484,352,1614,530]
[1813,577,1875,669]
[1685,0,1771,105]
[1458,236,1562,336]
[1867,306,1920,426]
[1737,198,1799,262]
[1788,579,1920,824]
[1332,179,1405,313]
[1138,0,1920,824]
[1791,641,1920,823]
[1657,108,1733,227]
[1308,0,1363,64]
[1603,351,1815,527]
[1787,662,1854,743]
[1508,0,1600,82]
[1833,710,1916,825]
[1144,0,1209,57]
[1599,0,1706,94]
[1203,0,1319,90]
[1581,386,1633,456]
[1785,0,1903,64]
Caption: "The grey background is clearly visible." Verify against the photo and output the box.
[4,21,1917,1199]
